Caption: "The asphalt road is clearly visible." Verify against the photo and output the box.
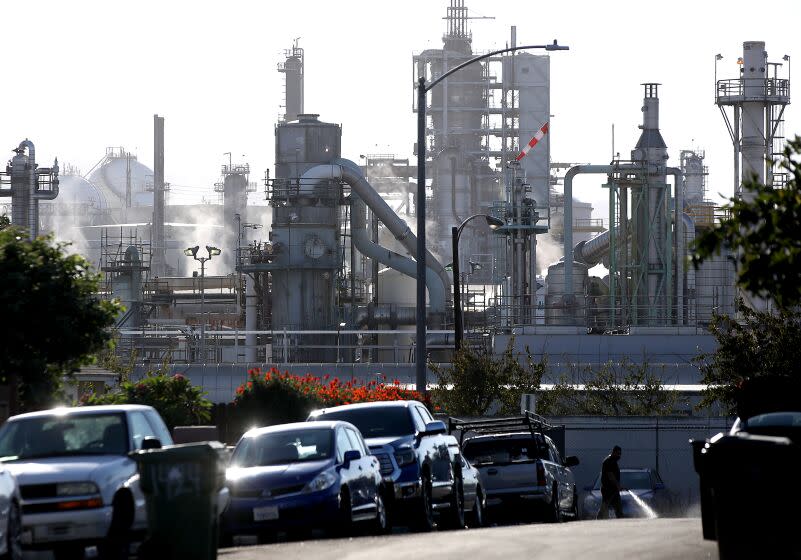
[219,518,718,560]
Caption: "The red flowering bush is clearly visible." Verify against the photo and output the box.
[232,367,429,427]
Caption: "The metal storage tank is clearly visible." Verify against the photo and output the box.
[694,252,736,323]
[545,261,588,326]
[53,174,108,210]
[89,149,155,207]
[270,114,342,358]
[681,151,706,206]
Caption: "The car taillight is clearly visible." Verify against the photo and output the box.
[536,462,546,486]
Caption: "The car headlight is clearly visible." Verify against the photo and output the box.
[57,482,99,496]
[303,471,337,494]
[394,447,415,467]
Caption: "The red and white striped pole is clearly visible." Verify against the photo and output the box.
[515,122,549,161]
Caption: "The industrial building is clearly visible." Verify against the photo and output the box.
[1,2,790,402]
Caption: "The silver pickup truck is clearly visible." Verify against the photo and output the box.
[451,414,580,523]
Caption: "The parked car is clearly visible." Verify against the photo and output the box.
[308,401,464,531]
[0,463,21,560]
[0,405,175,560]
[221,421,387,542]
[582,468,672,519]
[459,455,485,528]
[454,414,580,523]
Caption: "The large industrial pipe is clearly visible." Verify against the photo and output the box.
[682,212,696,322]
[351,195,445,313]
[299,159,451,300]
[668,167,685,324]
[562,165,615,304]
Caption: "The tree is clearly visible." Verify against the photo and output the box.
[692,136,801,411]
[83,370,212,429]
[535,360,682,416]
[694,300,801,413]
[0,227,122,411]
[430,341,547,417]
[692,136,801,310]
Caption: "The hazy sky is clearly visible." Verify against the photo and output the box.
[1,0,798,216]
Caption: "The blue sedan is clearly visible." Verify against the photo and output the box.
[221,421,387,542]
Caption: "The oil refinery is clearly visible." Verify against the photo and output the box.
[1,2,791,403]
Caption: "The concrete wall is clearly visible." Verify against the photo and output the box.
[497,329,718,384]
[554,415,733,512]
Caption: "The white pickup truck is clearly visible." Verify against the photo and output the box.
[450,414,580,523]
[0,404,182,560]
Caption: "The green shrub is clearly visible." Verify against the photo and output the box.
[82,372,211,429]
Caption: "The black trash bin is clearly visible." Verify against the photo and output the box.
[131,441,226,560]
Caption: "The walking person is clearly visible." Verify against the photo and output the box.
[597,445,625,519]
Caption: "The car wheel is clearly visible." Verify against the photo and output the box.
[0,502,22,560]
[568,491,579,521]
[440,480,465,530]
[371,493,389,535]
[218,529,234,549]
[99,492,134,560]
[547,487,562,523]
[335,488,354,537]
[412,474,435,532]
[467,487,485,528]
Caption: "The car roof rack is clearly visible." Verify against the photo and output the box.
[447,411,555,449]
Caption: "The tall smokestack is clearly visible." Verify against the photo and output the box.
[152,114,166,276]
[278,40,304,122]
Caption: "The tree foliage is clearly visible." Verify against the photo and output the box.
[0,227,122,411]
[692,136,801,310]
[430,341,546,416]
[535,360,683,416]
[231,368,429,429]
[694,299,801,413]
[691,137,801,411]
[83,370,212,429]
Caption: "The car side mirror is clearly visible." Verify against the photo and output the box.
[564,455,580,468]
[142,437,162,450]
[423,421,447,435]
[654,482,665,490]
[343,450,361,465]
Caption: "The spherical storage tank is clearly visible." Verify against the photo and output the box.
[89,151,154,207]
[55,174,109,210]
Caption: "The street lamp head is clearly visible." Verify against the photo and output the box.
[339,322,347,328]
[715,54,723,61]
[207,246,221,257]
[545,40,569,51]
[184,246,199,258]
[485,215,505,230]
[784,54,791,62]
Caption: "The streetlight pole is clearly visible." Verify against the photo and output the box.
[185,245,221,363]
[415,40,568,391]
[452,214,504,351]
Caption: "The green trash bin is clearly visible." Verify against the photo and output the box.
[131,441,225,560]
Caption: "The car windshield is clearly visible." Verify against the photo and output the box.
[0,412,128,461]
[311,407,414,438]
[462,437,549,465]
[231,428,333,467]
[593,471,653,490]
[744,412,801,429]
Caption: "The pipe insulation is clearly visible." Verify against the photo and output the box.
[299,159,450,310]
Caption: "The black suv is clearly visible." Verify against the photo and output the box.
[308,400,464,530]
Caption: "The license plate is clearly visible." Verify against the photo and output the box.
[253,506,279,521]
